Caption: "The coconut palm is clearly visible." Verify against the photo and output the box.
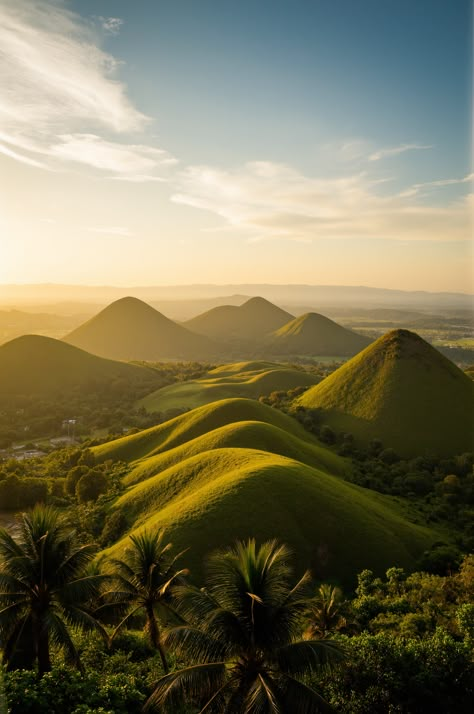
[304,584,347,640]
[0,505,106,676]
[106,529,188,673]
[145,539,344,713]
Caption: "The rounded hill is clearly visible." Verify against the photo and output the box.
[265,312,371,356]
[106,447,437,588]
[0,334,159,396]
[183,296,294,342]
[138,362,320,412]
[296,329,474,456]
[63,296,217,360]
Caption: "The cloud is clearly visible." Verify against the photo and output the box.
[172,161,472,243]
[98,17,123,35]
[368,143,433,161]
[50,134,177,175]
[0,0,172,178]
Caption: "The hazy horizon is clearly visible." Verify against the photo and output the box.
[1,0,472,291]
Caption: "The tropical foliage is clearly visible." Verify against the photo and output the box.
[145,539,343,713]
[0,506,106,676]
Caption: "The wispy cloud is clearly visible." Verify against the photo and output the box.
[98,17,124,35]
[368,143,433,161]
[172,161,471,243]
[0,0,172,178]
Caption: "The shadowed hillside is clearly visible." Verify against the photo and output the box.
[0,334,160,396]
[266,312,371,356]
[138,361,321,412]
[184,296,294,342]
[95,397,439,587]
[63,296,217,360]
[296,329,474,456]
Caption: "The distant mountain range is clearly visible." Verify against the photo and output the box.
[0,283,472,310]
[63,296,371,360]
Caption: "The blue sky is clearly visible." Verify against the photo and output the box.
[0,0,472,290]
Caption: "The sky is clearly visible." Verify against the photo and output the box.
[0,0,472,292]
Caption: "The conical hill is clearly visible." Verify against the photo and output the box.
[184,296,294,342]
[266,312,371,356]
[63,296,217,360]
[296,329,474,456]
[0,334,159,396]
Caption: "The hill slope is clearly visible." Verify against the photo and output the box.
[0,334,159,396]
[296,329,474,456]
[138,362,320,412]
[266,312,371,356]
[95,397,439,586]
[64,296,217,360]
[184,296,294,342]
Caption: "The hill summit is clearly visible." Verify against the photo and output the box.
[296,329,474,456]
[184,296,294,342]
[63,296,216,360]
[0,334,159,396]
[266,312,371,356]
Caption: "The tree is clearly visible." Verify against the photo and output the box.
[304,584,347,639]
[145,539,343,713]
[0,505,106,676]
[107,530,188,674]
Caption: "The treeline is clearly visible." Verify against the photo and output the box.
[0,507,472,713]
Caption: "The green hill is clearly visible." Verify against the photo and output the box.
[266,312,371,357]
[63,296,217,361]
[0,334,159,396]
[296,329,474,456]
[94,398,313,463]
[95,397,439,586]
[104,446,436,588]
[184,296,294,342]
[138,362,320,412]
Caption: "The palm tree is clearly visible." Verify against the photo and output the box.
[0,505,106,676]
[145,539,344,713]
[106,529,188,674]
[304,584,347,640]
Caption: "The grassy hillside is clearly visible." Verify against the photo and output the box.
[296,329,474,456]
[94,396,440,587]
[64,296,217,361]
[138,362,320,412]
[0,334,159,396]
[105,447,437,588]
[184,296,294,342]
[94,398,315,463]
[266,312,371,357]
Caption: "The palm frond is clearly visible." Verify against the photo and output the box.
[144,662,227,713]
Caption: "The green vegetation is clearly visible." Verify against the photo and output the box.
[88,398,438,586]
[138,361,320,412]
[266,312,371,357]
[0,334,160,397]
[64,296,218,361]
[0,505,472,713]
[0,506,106,675]
[296,329,474,457]
[107,530,188,673]
[145,539,343,713]
[183,296,294,343]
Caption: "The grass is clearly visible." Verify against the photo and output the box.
[138,363,320,412]
[95,395,440,588]
[106,447,438,589]
[265,312,371,356]
[94,398,318,463]
[296,329,474,456]
[0,334,159,395]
